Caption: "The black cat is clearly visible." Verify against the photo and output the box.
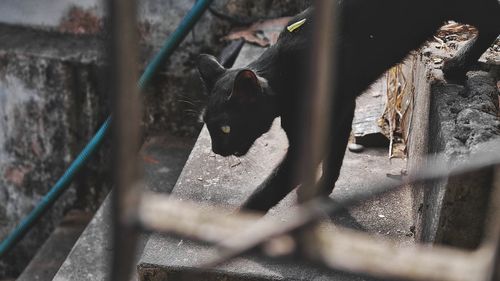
[197,0,500,212]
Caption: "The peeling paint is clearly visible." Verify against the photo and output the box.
[58,6,101,35]
[0,75,41,166]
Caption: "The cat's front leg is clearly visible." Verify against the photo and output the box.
[317,97,356,197]
[241,146,300,212]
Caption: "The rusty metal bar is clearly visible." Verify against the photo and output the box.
[293,0,339,267]
[315,226,488,281]
[138,193,490,281]
[138,193,261,244]
[296,0,339,203]
[484,166,500,281]
[108,0,142,280]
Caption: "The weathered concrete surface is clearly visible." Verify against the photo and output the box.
[0,24,108,278]
[422,71,500,248]
[51,135,194,281]
[404,36,500,247]
[50,194,114,281]
[138,44,412,281]
[16,210,92,281]
[404,55,433,243]
[138,126,384,281]
[0,0,100,28]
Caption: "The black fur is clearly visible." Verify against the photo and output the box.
[198,0,500,212]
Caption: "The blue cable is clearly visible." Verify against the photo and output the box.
[0,0,214,258]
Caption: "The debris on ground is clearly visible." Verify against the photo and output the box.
[352,77,390,148]
[425,22,499,65]
[383,59,416,159]
[435,22,477,44]
[348,143,365,153]
[382,23,499,159]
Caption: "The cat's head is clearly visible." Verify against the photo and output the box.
[197,54,277,157]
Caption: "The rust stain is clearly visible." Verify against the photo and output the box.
[31,138,44,158]
[143,155,160,165]
[4,165,33,187]
[59,7,102,35]
[137,21,153,43]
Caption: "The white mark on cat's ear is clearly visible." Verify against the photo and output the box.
[221,125,231,134]
[257,76,269,89]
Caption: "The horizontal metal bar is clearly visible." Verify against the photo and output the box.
[137,193,493,281]
[314,226,489,281]
[138,192,261,244]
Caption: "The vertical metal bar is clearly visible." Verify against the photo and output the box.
[486,166,500,281]
[296,0,339,203]
[108,0,141,280]
[492,235,500,281]
[293,0,340,261]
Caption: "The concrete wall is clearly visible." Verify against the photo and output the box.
[409,58,500,247]
[0,0,309,278]
[0,0,102,27]
[0,26,108,278]
[425,71,499,248]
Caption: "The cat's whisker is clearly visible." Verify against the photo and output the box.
[179,99,198,107]
[184,109,201,115]
[177,93,203,103]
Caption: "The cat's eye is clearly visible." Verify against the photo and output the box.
[221,125,231,134]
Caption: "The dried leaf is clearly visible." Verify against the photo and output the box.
[224,17,292,47]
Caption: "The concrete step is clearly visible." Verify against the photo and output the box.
[50,135,195,281]
[137,44,414,281]
[15,210,91,281]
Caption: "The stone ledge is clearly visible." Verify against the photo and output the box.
[0,24,103,64]
[424,71,500,248]
[51,135,194,281]
[407,39,500,247]
[16,210,92,281]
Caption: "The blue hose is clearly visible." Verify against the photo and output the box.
[0,0,214,258]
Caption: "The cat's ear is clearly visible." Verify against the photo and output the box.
[230,69,266,104]
[197,54,225,91]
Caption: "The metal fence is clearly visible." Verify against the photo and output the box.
[108,1,500,281]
